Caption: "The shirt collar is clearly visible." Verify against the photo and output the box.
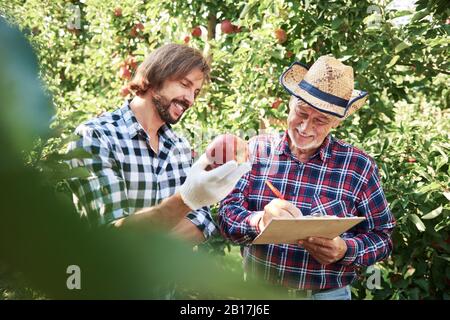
[121,100,141,139]
[120,100,176,143]
[158,123,177,143]
[317,134,333,161]
[281,130,333,162]
[275,131,289,156]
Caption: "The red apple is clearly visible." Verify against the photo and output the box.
[275,28,287,44]
[191,26,202,38]
[126,55,137,70]
[135,22,144,31]
[206,134,249,170]
[221,20,234,34]
[130,22,144,37]
[407,157,416,163]
[272,98,282,109]
[114,7,122,17]
[184,35,190,44]
[119,65,131,80]
[129,28,137,37]
[286,51,294,58]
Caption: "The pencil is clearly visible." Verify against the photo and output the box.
[265,180,285,200]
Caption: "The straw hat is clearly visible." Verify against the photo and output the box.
[280,55,368,119]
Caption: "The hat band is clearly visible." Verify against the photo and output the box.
[299,80,349,108]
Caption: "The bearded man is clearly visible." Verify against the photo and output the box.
[68,44,250,244]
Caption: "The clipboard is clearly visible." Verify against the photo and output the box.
[253,216,365,244]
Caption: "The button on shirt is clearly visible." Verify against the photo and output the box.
[67,100,216,238]
[218,131,396,289]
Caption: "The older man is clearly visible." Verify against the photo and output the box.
[218,55,396,300]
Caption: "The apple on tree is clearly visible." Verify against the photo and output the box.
[119,65,131,80]
[221,20,234,34]
[271,98,282,109]
[125,55,137,70]
[191,26,202,38]
[130,22,144,37]
[114,7,122,17]
[275,28,287,44]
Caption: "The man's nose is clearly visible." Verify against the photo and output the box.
[184,89,195,106]
[299,119,313,132]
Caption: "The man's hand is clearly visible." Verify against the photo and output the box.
[179,154,251,210]
[298,236,347,265]
[260,198,302,230]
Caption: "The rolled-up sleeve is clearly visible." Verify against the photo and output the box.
[67,125,130,226]
[187,206,217,239]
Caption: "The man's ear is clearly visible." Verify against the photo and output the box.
[141,86,154,98]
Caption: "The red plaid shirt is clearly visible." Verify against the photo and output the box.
[218,131,396,290]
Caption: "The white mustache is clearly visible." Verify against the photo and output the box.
[296,128,313,137]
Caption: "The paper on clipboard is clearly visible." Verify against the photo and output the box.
[253,216,365,244]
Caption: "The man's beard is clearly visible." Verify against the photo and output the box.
[288,128,320,152]
[152,94,189,125]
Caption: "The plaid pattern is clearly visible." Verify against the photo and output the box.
[67,100,216,239]
[218,131,396,290]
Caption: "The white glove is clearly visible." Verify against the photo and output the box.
[179,154,251,210]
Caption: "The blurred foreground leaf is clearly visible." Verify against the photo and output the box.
[0,17,292,300]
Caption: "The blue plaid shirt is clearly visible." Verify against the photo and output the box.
[218,132,396,289]
[67,100,216,238]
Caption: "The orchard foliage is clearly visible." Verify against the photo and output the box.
[1,0,449,299]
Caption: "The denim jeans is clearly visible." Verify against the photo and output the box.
[311,285,352,300]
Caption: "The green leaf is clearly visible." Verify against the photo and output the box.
[386,55,400,68]
[414,278,429,292]
[410,10,429,23]
[339,55,352,62]
[395,41,411,53]
[443,192,450,201]
[409,214,426,232]
[66,167,91,179]
[331,18,342,30]
[239,2,256,20]
[421,206,443,220]
[404,267,415,278]
[392,10,414,18]
[48,148,92,161]
[416,182,441,194]
[363,13,381,28]
[434,217,450,232]
[435,154,448,171]
[50,167,91,181]
[407,287,420,300]
[437,256,450,263]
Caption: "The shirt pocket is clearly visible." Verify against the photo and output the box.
[310,194,355,218]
